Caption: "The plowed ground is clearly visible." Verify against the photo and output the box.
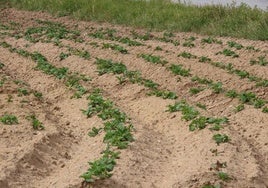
[0,8,268,188]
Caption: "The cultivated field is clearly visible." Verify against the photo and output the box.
[0,8,268,188]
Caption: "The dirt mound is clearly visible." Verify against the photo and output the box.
[0,8,267,188]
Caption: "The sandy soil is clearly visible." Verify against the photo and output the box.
[0,8,268,188]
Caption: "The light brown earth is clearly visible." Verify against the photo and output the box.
[0,8,268,188]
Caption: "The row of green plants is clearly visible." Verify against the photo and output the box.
[0,41,90,98]
[178,52,268,87]
[95,58,177,99]
[81,88,134,182]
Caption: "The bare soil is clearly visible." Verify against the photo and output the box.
[0,8,268,188]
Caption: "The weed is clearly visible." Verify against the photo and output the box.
[0,114,18,125]
[169,64,191,77]
[213,134,230,145]
[26,115,44,130]
[178,52,197,59]
[234,104,245,112]
[140,54,168,66]
[246,46,259,51]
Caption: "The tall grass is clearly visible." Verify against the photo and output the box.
[9,0,268,40]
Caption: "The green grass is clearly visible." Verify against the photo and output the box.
[9,0,268,41]
[140,54,168,66]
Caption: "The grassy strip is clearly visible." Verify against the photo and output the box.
[9,0,268,40]
[81,88,134,182]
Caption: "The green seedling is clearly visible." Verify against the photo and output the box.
[253,98,265,109]
[7,95,13,102]
[0,114,18,125]
[239,92,256,104]
[182,41,195,47]
[17,88,29,96]
[178,52,197,59]
[216,49,239,58]
[201,37,222,44]
[199,56,211,63]
[95,58,127,75]
[143,79,159,89]
[189,116,207,131]
[104,123,134,149]
[256,79,268,87]
[88,127,102,137]
[26,115,44,130]
[154,46,162,51]
[102,43,128,54]
[189,87,204,95]
[246,46,259,51]
[234,70,249,79]
[250,56,268,66]
[191,76,212,85]
[0,62,4,69]
[33,91,43,99]
[81,147,120,182]
[59,52,70,60]
[196,103,206,110]
[210,82,223,93]
[234,104,245,112]
[148,90,178,100]
[169,64,191,77]
[25,20,83,43]
[213,134,230,145]
[262,106,268,113]
[218,172,231,181]
[140,54,168,65]
[167,100,199,121]
[227,41,244,50]
[226,90,238,98]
